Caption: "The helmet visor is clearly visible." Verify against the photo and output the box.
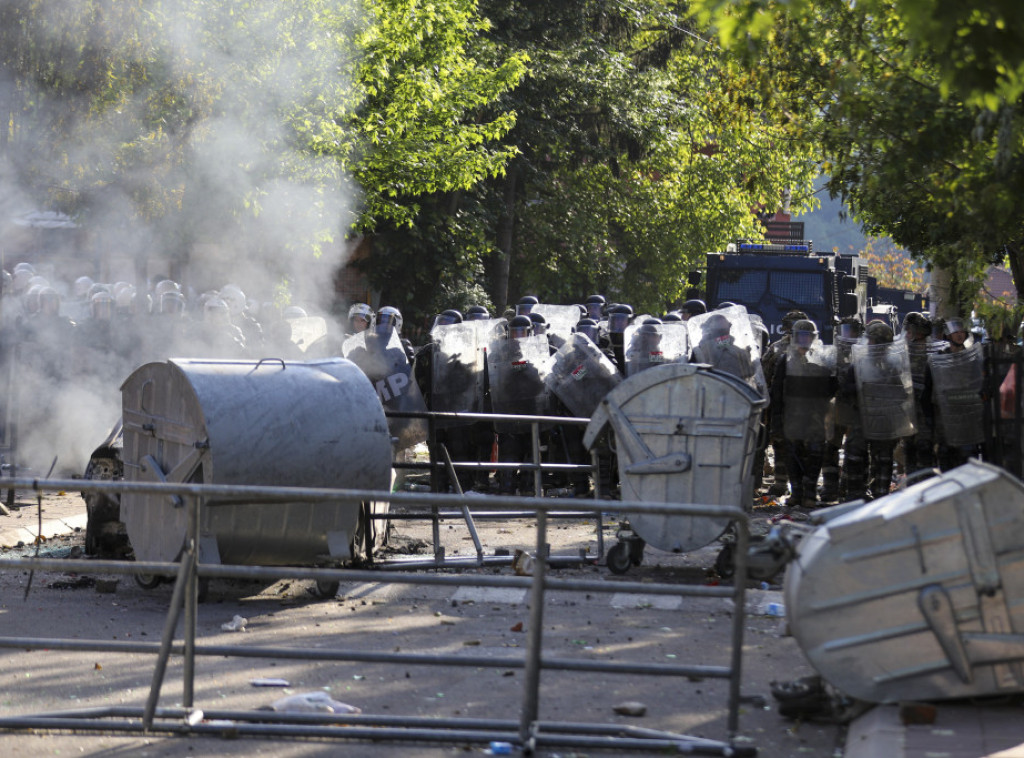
[376,313,400,333]
[792,329,816,348]
[577,324,599,342]
[837,322,860,339]
[586,302,603,320]
[607,312,630,334]
[515,302,534,316]
[508,325,532,340]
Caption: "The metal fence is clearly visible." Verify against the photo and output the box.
[0,475,754,756]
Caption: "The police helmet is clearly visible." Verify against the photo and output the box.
[433,309,463,329]
[606,304,633,334]
[91,291,114,321]
[160,291,186,316]
[515,295,539,316]
[348,302,374,331]
[584,294,606,320]
[74,276,94,299]
[782,310,809,334]
[283,305,308,320]
[943,317,966,337]
[465,305,490,321]
[575,318,599,342]
[680,299,707,319]
[702,313,732,340]
[508,314,534,340]
[527,311,548,335]
[661,312,683,323]
[865,319,894,344]
[376,306,403,335]
[791,319,818,348]
[901,312,930,339]
[39,287,61,316]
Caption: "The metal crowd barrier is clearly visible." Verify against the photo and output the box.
[0,476,754,756]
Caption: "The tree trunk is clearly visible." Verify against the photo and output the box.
[490,163,519,312]
[929,265,954,320]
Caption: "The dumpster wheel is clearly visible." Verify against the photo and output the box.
[314,579,341,599]
[606,542,632,575]
[134,573,163,590]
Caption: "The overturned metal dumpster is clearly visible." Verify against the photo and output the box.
[120,358,392,574]
[583,362,766,572]
[786,460,1024,703]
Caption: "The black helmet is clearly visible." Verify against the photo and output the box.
[465,304,490,321]
[716,301,737,309]
[508,314,534,339]
[702,313,731,340]
[584,294,606,320]
[606,304,633,334]
[433,309,463,328]
[575,317,599,342]
[791,319,818,348]
[516,295,539,316]
[680,299,707,319]
[782,310,809,334]
[527,311,548,335]
[865,319,894,344]
[661,312,683,322]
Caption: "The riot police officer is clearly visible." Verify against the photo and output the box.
[770,319,836,509]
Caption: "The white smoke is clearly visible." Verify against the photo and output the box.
[1,0,362,474]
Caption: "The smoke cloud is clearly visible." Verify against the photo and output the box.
[1,0,362,475]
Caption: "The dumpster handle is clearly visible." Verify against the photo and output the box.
[252,358,287,371]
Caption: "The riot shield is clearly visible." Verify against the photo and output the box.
[851,339,916,440]
[833,336,860,427]
[928,344,984,446]
[623,322,689,376]
[486,334,552,428]
[687,305,761,362]
[289,316,329,354]
[531,304,581,345]
[343,329,428,450]
[429,322,486,419]
[783,343,836,443]
[545,332,622,418]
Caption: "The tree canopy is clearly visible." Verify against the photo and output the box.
[693,0,1024,312]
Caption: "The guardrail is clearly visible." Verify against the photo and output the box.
[0,476,754,756]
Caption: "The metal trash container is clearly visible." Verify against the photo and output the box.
[583,362,766,572]
[785,460,1024,703]
[120,358,392,567]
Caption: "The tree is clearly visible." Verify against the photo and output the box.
[692,0,1024,314]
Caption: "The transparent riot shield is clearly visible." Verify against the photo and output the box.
[288,316,329,354]
[623,322,689,376]
[486,334,552,429]
[783,343,836,443]
[429,322,486,419]
[545,332,622,418]
[852,339,916,440]
[531,304,581,345]
[834,336,860,427]
[687,305,761,362]
[343,328,428,450]
[688,306,765,395]
[928,344,985,446]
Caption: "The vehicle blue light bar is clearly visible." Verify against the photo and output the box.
[737,242,811,253]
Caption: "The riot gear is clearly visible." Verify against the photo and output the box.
[154,279,180,298]
[74,276,95,299]
[203,297,231,325]
[220,284,247,317]
[38,287,61,317]
[781,310,809,335]
[901,312,930,340]
[791,319,818,348]
[508,314,533,340]
[516,295,539,316]
[662,312,683,323]
[284,305,308,320]
[584,294,606,321]
[865,320,894,344]
[606,304,633,334]
[432,309,463,329]
[465,305,490,321]
[376,306,403,335]
[527,311,548,336]
[160,291,187,316]
[575,318,600,343]
[680,299,707,320]
[91,291,114,321]
[348,302,373,332]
